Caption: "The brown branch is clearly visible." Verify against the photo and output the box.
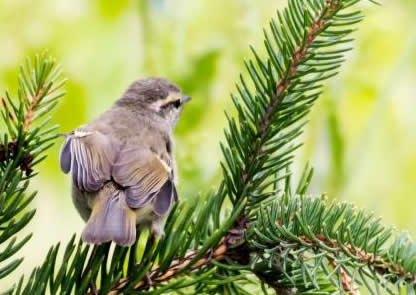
[339,266,361,295]
[93,220,248,294]
[329,260,361,295]
[104,238,229,294]
[23,88,43,131]
[23,78,62,131]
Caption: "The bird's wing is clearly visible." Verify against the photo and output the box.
[59,129,116,192]
[112,147,177,216]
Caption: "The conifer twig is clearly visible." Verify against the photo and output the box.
[240,0,341,187]
[0,53,65,287]
[23,89,43,131]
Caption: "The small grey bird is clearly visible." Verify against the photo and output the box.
[59,77,191,247]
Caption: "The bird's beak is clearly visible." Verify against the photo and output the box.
[180,95,192,104]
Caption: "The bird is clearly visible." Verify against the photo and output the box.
[59,77,191,247]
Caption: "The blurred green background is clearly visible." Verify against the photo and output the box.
[0,0,415,287]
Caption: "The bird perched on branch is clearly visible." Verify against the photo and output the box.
[59,78,191,246]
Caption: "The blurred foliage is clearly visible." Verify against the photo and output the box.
[0,0,415,287]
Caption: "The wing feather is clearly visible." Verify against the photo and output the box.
[153,180,174,216]
[59,137,72,173]
[59,129,116,192]
[113,148,172,210]
[59,129,178,216]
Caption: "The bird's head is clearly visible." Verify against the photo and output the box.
[117,77,191,127]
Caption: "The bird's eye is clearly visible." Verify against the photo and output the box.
[173,100,181,108]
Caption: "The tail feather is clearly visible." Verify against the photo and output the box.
[82,189,136,247]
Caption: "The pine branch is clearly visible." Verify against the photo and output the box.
[105,240,229,294]
[250,182,416,294]
[219,0,363,215]
[0,53,65,286]
[329,261,360,295]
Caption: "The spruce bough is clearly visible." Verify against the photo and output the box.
[1,0,416,294]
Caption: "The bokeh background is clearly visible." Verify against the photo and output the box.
[0,0,415,287]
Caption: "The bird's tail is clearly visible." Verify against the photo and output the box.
[82,185,136,247]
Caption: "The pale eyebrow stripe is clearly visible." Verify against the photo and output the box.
[162,93,181,104]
